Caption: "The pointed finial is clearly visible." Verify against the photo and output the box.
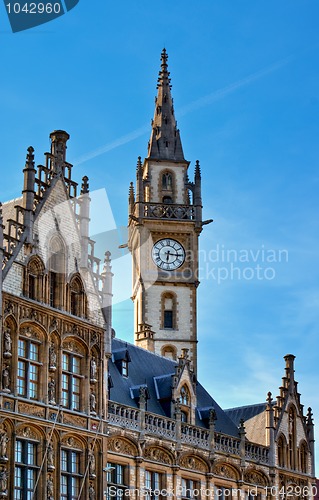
[239,419,246,435]
[209,407,217,425]
[306,407,314,426]
[129,182,135,201]
[195,160,201,180]
[25,146,35,167]
[267,391,273,405]
[136,156,142,171]
[103,251,112,273]
[81,176,89,194]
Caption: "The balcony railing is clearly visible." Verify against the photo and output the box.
[142,202,195,220]
[107,401,269,464]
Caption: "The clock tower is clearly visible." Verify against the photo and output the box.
[128,49,205,374]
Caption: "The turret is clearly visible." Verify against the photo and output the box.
[50,130,70,175]
[22,146,36,244]
[79,176,90,268]
[306,407,315,477]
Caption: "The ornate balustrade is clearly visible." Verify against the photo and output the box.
[142,202,195,220]
[245,442,269,464]
[145,413,176,439]
[107,402,270,464]
[215,433,241,456]
[181,422,210,448]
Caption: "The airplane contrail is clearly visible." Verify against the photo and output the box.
[72,54,294,167]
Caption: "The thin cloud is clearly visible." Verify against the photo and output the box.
[72,55,294,167]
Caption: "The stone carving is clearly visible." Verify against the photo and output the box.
[108,437,136,457]
[3,328,12,358]
[48,378,56,405]
[144,446,172,465]
[0,431,8,461]
[89,483,96,500]
[16,427,37,440]
[213,463,238,480]
[88,447,96,478]
[4,301,14,315]
[90,332,99,347]
[90,356,97,382]
[63,341,81,354]
[2,366,10,393]
[0,468,7,496]
[49,343,57,370]
[50,318,59,332]
[180,455,208,472]
[19,326,40,340]
[139,386,147,405]
[18,403,45,418]
[47,442,55,470]
[63,415,86,428]
[244,469,267,486]
[47,474,54,500]
[90,391,97,414]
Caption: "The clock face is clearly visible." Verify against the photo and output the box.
[152,238,185,270]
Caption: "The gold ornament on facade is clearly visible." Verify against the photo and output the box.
[108,437,137,457]
[244,469,267,486]
[180,455,208,472]
[144,446,173,465]
[213,462,239,480]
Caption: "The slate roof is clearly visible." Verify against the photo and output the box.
[109,337,240,437]
[225,403,267,427]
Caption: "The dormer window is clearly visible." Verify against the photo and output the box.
[113,348,131,378]
[180,385,190,405]
[122,360,128,377]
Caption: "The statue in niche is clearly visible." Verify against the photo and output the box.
[0,468,7,495]
[0,431,8,460]
[89,483,96,500]
[90,356,97,382]
[88,447,96,478]
[3,328,12,358]
[90,391,96,414]
[49,343,57,370]
[47,442,55,470]
[48,378,56,405]
[47,474,54,500]
[2,366,10,392]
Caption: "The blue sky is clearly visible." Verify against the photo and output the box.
[1,0,319,469]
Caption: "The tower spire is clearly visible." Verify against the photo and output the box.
[148,49,185,161]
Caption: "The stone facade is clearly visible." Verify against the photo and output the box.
[0,50,316,500]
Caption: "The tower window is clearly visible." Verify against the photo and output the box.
[162,173,173,190]
[162,196,173,204]
[161,293,176,330]
[164,310,173,329]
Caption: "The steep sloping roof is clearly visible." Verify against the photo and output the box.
[225,403,268,445]
[2,197,23,234]
[109,338,239,437]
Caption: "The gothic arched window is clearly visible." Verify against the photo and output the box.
[162,172,173,190]
[277,435,286,468]
[69,275,86,318]
[288,407,297,469]
[25,256,44,301]
[48,236,65,309]
[300,441,308,473]
[180,385,190,406]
